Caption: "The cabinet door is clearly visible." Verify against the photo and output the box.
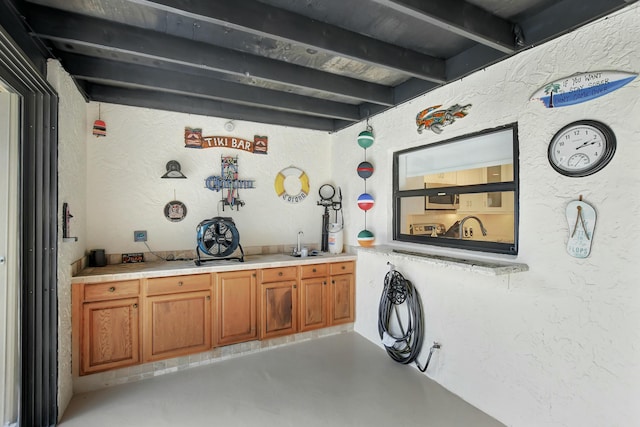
[260,281,297,339]
[215,270,257,346]
[424,171,457,186]
[299,277,327,332]
[144,290,212,362]
[457,193,486,213]
[81,297,140,375]
[329,274,355,325]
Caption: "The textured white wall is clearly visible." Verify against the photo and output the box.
[47,60,87,419]
[334,5,640,427]
[85,105,331,255]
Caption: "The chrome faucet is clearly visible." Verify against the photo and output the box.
[459,216,487,239]
[296,231,304,254]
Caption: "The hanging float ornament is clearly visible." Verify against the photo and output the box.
[92,120,106,137]
[357,129,374,149]
[357,161,374,179]
[92,103,107,137]
[357,229,375,247]
[357,193,374,211]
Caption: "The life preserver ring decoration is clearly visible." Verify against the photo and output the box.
[274,166,310,203]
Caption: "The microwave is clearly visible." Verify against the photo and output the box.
[425,193,459,210]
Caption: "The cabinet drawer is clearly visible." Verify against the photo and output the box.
[260,266,297,283]
[146,274,211,295]
[300,264,328,279]
[83,280,139,301]
[330,261,354,275]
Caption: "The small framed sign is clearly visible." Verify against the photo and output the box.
[122,253,144,263]
[164,200,187,222]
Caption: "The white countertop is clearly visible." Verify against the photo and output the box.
[72,253,358,283]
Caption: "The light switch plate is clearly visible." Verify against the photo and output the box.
[134,230,147,242]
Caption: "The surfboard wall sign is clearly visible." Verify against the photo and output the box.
[531,71,637,108]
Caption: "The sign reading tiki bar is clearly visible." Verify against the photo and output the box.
[184,127,268,154]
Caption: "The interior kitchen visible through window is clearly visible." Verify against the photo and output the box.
[393,124,519,255]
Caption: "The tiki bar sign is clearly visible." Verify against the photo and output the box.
[184,127,268,154]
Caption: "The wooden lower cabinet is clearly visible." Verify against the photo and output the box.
[299,264,328,332]
[259,266,298,339]
[329,261,356,325]
[299,261,355,330]
[329,273,355,325]
[81,297,140,375]
[73,279,142,375]
[143,290,212,362]
[215,270,257,346]
[143,274,212,362]
[74,260,355,375]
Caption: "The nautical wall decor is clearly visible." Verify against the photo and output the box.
[566,196,596,258]
[184,127,268,154]
[356,123,375,247]
[161,160,187,178]
[92,104,107,137]
[205,156,256,210]
[274,166,310,203]
[416,103,471,134]
[531,71,637,108]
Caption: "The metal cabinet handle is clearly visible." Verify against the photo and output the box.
[177,281,183,286]
[312,268,316,273]
[109,286,116,292]
[206,296,211,301]
[278,272,283,276]
[133,303,138,308]
[293,284,297,289]
[341,266,346,270]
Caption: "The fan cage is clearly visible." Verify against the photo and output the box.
[195,217,244,264]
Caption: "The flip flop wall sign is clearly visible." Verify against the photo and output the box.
[531,71,636,108]
[566,197,596,258]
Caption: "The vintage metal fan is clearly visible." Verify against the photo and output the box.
[195,217,244,265]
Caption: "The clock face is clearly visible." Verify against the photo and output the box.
[548,120,616,177]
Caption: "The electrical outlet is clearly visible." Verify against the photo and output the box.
[134,230,147,242]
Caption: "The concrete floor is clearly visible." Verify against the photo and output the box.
[59,332,505,427]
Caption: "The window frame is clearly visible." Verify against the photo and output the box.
[392,123,520,255]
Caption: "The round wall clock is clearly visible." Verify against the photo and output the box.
[548,120,616,177]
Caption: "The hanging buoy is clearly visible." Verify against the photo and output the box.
[357,130,374,149]
[357,161,374,179]
[357,193,374,211]
[357,229,375,247]
[92,119,106,137]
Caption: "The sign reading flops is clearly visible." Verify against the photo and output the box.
[184,127,268,154]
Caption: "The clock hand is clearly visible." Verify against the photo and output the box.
[576,141,597,150]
